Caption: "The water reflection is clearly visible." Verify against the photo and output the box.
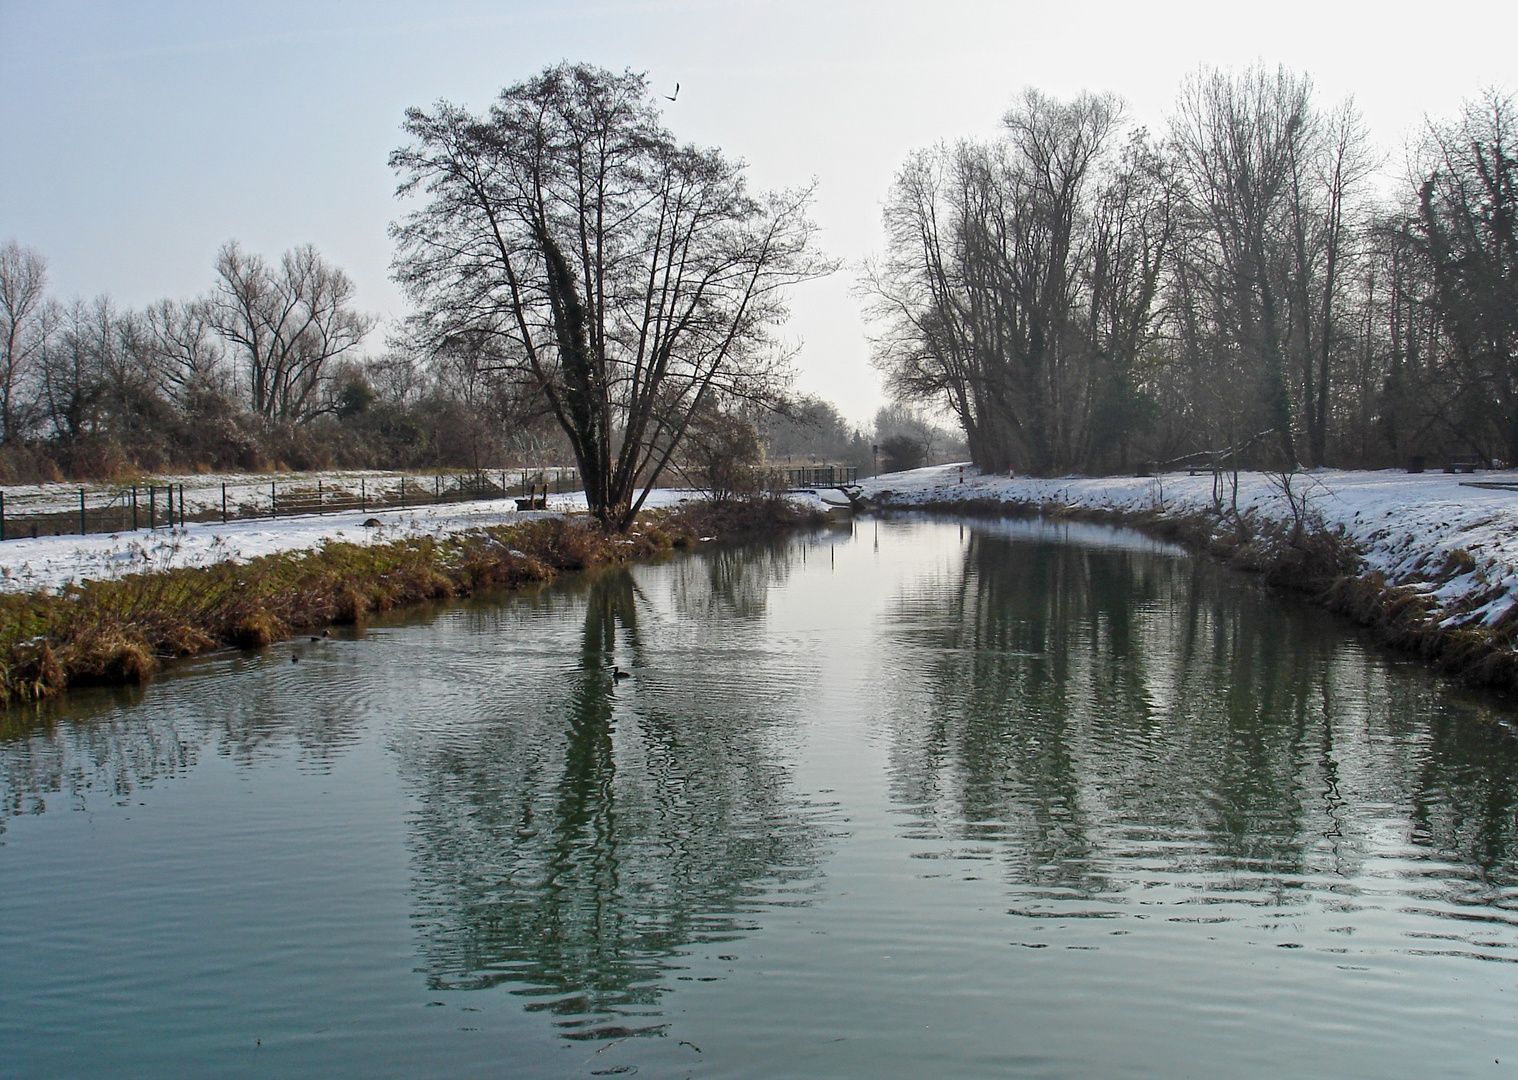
[399,568,825,1040]
[884,526,1518,935]
[7,517,1518,1077]
[669,534,802,621]
[0,693,191,824]
[0,649,371,831]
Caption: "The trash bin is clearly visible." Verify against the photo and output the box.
[1406,455,1426,473]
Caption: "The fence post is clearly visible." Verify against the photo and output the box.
[79,488,86,536]
[361,478,366,512]
[222,483,228,524]
[179,484,185,528]
[1,490,6,541]
[434,475,440,504]
[149,486,156,530]
[132,487,138,531]
[317,479,323,515]
[398,476,405,508]
[271,481,277,519]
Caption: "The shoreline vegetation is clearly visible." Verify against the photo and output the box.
[877,489,1518,697]
[11,465,1518,704]
[0,497,824,705]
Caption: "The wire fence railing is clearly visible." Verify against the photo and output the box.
[0,468,581,541]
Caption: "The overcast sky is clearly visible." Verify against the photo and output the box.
[2,0,1513,426]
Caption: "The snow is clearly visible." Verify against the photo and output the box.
[15,461,1507,632]
[0,487,695,594]
[861,463,1518,630]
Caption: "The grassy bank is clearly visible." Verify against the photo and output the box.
[886,493,1518,696]
[0,497,824,703]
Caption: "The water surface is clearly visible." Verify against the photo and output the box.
[3,515,1517,1077]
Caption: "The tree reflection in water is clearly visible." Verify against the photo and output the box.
[883,526,1518,911]
[0,649,372,832]
[401,567,824,1042]
[10,517,1518,1063]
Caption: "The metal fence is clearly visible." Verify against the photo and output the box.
[0,468,581,541]
[773,464,859,487]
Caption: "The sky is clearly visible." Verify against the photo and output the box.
[2,0,1514,427]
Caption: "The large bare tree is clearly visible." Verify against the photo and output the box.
[1169,66,1316,467]
[390,63,833,529]
[868,91,1171,474]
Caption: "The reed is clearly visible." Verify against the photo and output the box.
[0,515,699,703]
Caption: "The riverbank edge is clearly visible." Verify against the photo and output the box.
[879,493,1518,696]
[0,496,825,704]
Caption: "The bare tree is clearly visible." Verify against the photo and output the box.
[868,90,1169,474]
[0,240,52,445]
[680,406,764,503]
[209,241,375,424]
[1414,89,1518,461]
[391,63,834,529]
[137,297,228,407]
[41,297,112,442]
[1169,65,1316,467]
[1282,99,1374,466]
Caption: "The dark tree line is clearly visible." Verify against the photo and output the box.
[868,68,1518,475]
[0,239,563,481]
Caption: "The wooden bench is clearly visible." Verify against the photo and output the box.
[1445,454,1485,474]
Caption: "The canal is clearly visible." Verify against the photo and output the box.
[2,515,1516,1077]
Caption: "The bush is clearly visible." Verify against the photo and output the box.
[880,434,926,473]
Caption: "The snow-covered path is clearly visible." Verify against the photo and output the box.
[862,464,1518,629]
[0,489,694,594]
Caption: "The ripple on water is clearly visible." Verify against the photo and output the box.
[3,520,1518,1078]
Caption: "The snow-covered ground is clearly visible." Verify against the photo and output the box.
[0,488,700,594]
[861,464,1518,630]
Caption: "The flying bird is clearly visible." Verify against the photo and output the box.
[665,83,679,102]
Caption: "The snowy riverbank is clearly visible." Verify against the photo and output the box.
[861,464,1518,632]
[0,489,679,594]
[0,484,847,594]
[9,462,1518,639]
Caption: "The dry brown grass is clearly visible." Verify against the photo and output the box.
[0,498,823,703]
[0,516,684,703]
[659,494,827,539]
